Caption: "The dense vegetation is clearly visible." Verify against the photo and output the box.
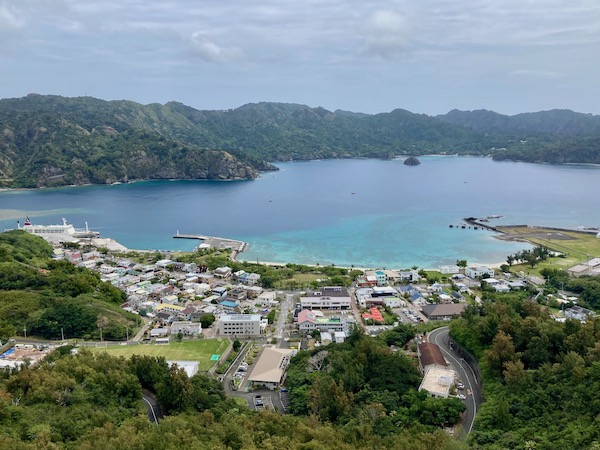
[541,269,600,310]
[285,327,465,434]
[0,349,466,449]
[450,292,600,449]
[0,230,136,341]
[2,95,599,188]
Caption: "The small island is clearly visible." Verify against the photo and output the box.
[404,156,421,166]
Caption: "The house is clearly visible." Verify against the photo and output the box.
[248,348,294,390]
[219,300,240,313]
[399,270,420,282]
[213,266,232,279]
[226,288,247,302]
[362,307,384,323]
[421,304,466,320]
[150,328,170,338]
[320,332,333,345]
[439,265,460,274]
[465,266,495,278]
[218,314,262,336]
[565,305,595,322]
[238,272,261,285]
[375,270,387,286]
[334,331,346,343]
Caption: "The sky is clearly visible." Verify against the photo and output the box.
[0,0,599,116]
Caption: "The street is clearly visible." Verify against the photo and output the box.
[429,326,482,438]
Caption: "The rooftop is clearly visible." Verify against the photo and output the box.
[419,366,456,398]
[418,342,448,368]
[221,314,261,322]
[248,347,294,384]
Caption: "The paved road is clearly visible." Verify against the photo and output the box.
[141,389,163,424]
[274,293,294,343]
[429,326,482,438]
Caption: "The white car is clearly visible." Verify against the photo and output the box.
[457,394,466,400]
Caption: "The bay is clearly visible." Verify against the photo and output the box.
[1,156,599,268]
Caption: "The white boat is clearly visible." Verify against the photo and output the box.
[17,217,100,238]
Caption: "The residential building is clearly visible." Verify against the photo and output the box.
[219,300,240,313]
[218,314,261,336]
[465,266,495,278]
[565,306,595,322]
[213,266,232,279]
[439,265,460,274]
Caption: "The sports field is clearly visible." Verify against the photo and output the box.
[89,339,229,371]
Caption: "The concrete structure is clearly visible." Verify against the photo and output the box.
[567,258,600,278]
[320,332,333,345]
[334,331,346,343]
[300,296,350,310]
[248,347,294,390]
[170,321,202,336]
[418,366,456,398]
[218,314,261,336]
[465,266,495,278]
[439,265,461,274]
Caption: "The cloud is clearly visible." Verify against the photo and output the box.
[0,3,25,30]
[190,31,244,63]
[363,10,410,58]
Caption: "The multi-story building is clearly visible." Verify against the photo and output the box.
[218,314,261,336]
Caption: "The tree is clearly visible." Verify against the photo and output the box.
[232,339,241,351]
[456,260,467,268]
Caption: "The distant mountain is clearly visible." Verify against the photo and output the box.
[1,94,599,188]
[438,108,600,136]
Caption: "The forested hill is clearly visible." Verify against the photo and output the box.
[1,94,600,187]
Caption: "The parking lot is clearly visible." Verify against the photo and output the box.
[253,394,274,411]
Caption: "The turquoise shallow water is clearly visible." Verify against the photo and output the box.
[1,156,599,268]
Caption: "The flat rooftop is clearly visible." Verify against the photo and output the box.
[221,314,261,322]
[419,367,455,398]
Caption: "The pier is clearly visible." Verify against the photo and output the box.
[173,232,247,260]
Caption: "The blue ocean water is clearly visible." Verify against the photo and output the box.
[1,157,599,268]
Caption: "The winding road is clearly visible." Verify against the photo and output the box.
[428,326,482,438]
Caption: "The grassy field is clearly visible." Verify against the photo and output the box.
[495,226,600,277]
[89,339,229,371]
[274,273,323,289]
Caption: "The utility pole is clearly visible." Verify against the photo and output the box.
[23,326,27,338]
[61,328,64,342]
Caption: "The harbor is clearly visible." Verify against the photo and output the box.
[173,231,248,260]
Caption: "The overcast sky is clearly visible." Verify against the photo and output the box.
[1,0,599,115]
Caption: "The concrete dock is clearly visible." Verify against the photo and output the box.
[173,232,247,259]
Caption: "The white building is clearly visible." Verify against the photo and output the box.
[439,265,460,274]
[248,348,294,390]
[465,266,495,278]
[218,314,262,336]
[300,296,351,310]
[170,321,202,336]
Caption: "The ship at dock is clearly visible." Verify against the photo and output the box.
[16,217,100,239]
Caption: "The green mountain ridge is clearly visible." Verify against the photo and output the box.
[1,94,599,188]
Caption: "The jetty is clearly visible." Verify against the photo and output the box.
[173,232,248,260]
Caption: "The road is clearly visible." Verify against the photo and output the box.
[141,389,163,424]
[273,293,295,344]
[429,326,482,438]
